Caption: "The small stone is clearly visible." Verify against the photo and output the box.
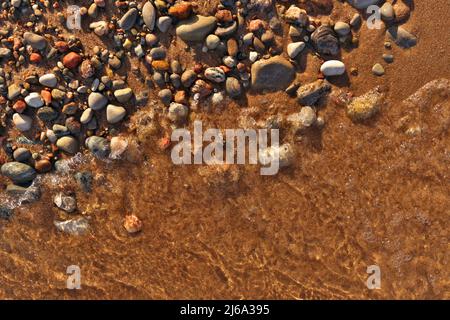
[169,2,192,20]
[181,70,197,87]
[227,38,239,56]
[37,106,58,122]
[35,159,52,173]
[118,8,138,30]
[7,84,21,100]
[106,104,126,124]
[320,60,346,76]
[123,214,142,233]
[168,102,189,123]
[39,73,57,87]
[80,108,94,124]
[347,87,383,121]
[204,67,226,83]
[25,92,44,108]
[176,15,217,42]
[296,80,331,106]
[157,16,172,33]
[79,60,95,78]
[114,88,133,103]
[347,0,380,10]
[85,136,111,158]
[393,1,410,22]
[158,89,173,106]
[63,52,82,69]
[23,32,47,50]
[284,5,309,26]
[1,162,36,183]
[380,2,395,21]
[382,53,394,63]
[54,217,89,235]
[372,63,385,76]
[150,47,166,60]
[56,136,79,154]
[13,113,32,131]
[287,42,305,59]
[226,77,242,98]
[251,56,295,91]
[13,100,27,113]
[387,26,417,49]
[142,2,156,31]
[206,34,220,50]
[13,148,31,162]
[88,92,108,110]
[53,193,77,213]
[334,21,351,36]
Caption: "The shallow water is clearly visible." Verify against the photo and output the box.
[0,1,449,299]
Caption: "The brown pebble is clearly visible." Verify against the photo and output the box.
[227,38,238,57]
[123,214,142,233]
[35,159,52,173]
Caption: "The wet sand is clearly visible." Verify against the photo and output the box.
[0,0,449,299]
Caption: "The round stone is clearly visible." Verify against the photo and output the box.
[106,104,126,124]
[25,92,44,108]
[56,136,79,154]
[320,60,346,76]
[1,162,36,183]
[226,77,242,98]
[13,113,32,131]
[287,42,306,59]
[38,73,57,87]
[142,2,156,31]
[13,148,32,162]
[158,89,173,106]
[80,108,94,124]
[88,92,108,110]
[334,21,351,36]
[85,136,111,158]
[372,63,385,76]
[205,34,220,50]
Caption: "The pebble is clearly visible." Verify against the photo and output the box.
[226,77,242,98]
[251,56,295,91]
[387,26,417,48]
[1,162,36,183]
[56,136,79,154]
[204,67,226,83]
[39,73,57,87]
[372,63,385,76]
[287,42,305,59]
[25,92,44,108]
[118,8,138,31]
[37,106,59,122]
[176,15,217,42]
[296,80,331,106]
[320,60,346,77]
[63,52,82,69]
[206,34,220,50]
[123,214,142,233]
[13,148,32,162]
[54,217,89,235]
[383,53,394,63]
[181,70,197,87]
[157,16,172,33]
[347,87,383,121]
[53,193,77,213]
[106,104,126,124]
[13,113,32,131]
[7,84,21,100]
[88,92,108,110]
[80,108,94,124]
[23,32,47,50]
[334,21,351,36]
[158,89,173,106]
[85,136,111,158]
[35,159,52,173]
[380,2,395,21]
[114,88,133,103]
[150,47,166,60]
[168,102,189,123]
[142,1,156,31]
